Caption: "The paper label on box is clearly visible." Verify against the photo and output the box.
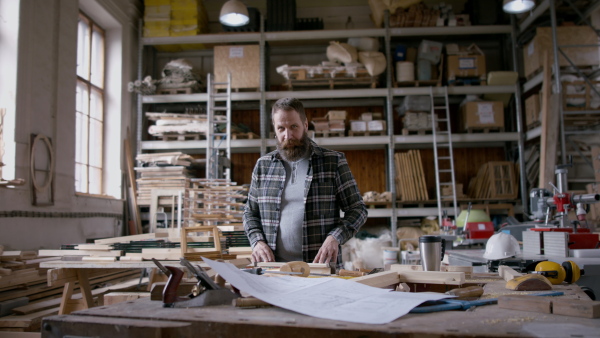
[229,47,244,58]
[478,223,486,230]
[477,103,495,124]
[528,42,534,56]
[458,57,476,69]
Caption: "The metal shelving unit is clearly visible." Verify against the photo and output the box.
[138,18,522,247]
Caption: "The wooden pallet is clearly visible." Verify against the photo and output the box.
[312,131,345,138]
[155,133,205,141]
[157,87,193,95]
[394,150,429,201]
[348,130,385,137]
[401,128,434,135]
[448,77,487,86]
[466,127,504,133]
[231,132,260,139]
[285,76,378,90]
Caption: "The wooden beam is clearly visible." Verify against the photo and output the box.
[395,271,465,285]
[498,265,523,282]
[539,50,559,188]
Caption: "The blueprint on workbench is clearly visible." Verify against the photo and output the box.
[204,258,451,324]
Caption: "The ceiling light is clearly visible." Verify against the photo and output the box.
[503,0,536,14]
[220,0,250,27]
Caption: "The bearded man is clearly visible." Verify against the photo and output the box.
[243,98,367,266]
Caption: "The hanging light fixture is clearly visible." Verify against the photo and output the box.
[502,0,536,14]
[219,0,250,27]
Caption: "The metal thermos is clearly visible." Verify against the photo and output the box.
[419,236,446,271]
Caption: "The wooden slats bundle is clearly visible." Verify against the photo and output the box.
[394,150,429,201]
[467,161,518,199]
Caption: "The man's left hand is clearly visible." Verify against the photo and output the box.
[313,236,339,264]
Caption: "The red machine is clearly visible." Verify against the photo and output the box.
[464,222,495,239]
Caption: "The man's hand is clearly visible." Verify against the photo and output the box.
[251,241,275,263]
[313,236,339,264]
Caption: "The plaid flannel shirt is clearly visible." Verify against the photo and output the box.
[243,139,368,265]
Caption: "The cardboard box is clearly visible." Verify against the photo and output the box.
[311,118,329,131]
[326,110,347,120]
[446,44,486,80]
[360,112,373,121]
[523,26,599,78]
[525,94,541,127]
[367,120,386,132]
[460,101,504,130]
[328,119,346,132]
[214,45,260,89]
[350,120,367,132]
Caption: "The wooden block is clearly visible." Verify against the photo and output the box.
[396,271,465,285]
[103,292,151,306]
[388,264,422,272]
[498,265,523,282]
[552,298,600,318]
[442,265,473,276]
[497,295,552,314]
[350,271,400,288]
[75,244,113,251]
[0,297,29,317]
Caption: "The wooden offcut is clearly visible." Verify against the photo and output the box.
[350,271,400,288]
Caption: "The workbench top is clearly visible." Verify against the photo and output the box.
[41,280,600,337]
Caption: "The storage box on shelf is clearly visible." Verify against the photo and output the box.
[460,101,504,133]
[214,45,260,90]
[523,26,599,79]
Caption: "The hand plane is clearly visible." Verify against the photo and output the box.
[152,258,239,308]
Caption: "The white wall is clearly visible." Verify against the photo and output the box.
[0,0,142,250]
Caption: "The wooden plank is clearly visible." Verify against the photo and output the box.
[415,150,429,200]
[0,307,58,328]
[81,256,117,262]
[0,297,28,317]
[103,292,151,306]
[497,295,552,313]
[552,298,600,318]
[125,127,143,235]
[539,50,558,188]
[38,250,123,257]
[94,233,158,244]
[350,271,400,288]
[396,271,465,285]
[74,244,113,251]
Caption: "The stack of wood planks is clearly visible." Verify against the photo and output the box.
[0,249,142,332]
[135,166,190,206]
[394,150,429,201]
[467,161,518,199]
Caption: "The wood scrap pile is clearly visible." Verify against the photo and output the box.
[467,161,518,199]
[0,248,142,332]
[394,150,429,201]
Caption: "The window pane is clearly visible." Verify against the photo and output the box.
[89,118,103,167]
[75,162,88,194]
[89,167,102,195]
[77,113,89,166]
[90,26,104,88]
[77,16,90,80]
[90,88,103,121]
[75,81,88,116]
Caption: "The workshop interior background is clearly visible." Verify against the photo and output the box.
[1,0,600,257]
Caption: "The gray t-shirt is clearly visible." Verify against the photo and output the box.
[274,155,310,262]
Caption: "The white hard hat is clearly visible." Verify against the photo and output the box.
[483,232,520,260]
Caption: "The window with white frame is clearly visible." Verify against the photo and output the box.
[75,12,105,195]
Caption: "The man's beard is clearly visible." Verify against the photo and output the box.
[277,131,310,162]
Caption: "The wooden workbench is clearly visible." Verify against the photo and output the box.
[39,260,208,315]
[40,281,599,337]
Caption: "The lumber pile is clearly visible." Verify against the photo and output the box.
[0,249,143,332]
[135,166,191,206]
[467,161,518,199]
[394,150,429,201]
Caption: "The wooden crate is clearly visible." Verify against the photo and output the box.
[214,45,260,89]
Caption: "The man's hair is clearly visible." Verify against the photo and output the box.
[271,98,307,123]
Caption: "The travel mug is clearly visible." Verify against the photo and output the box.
[419,236,446,271]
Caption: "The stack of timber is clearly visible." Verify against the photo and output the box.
[394,150,429,201]
[277,64,379,90]
[146,111,210,141]
[135,166,191,206]
[467,161,518,199]
[0,249,142,332]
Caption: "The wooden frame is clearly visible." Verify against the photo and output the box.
[180,226,222,261]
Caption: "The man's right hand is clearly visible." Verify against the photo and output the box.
[251,241,275,263]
